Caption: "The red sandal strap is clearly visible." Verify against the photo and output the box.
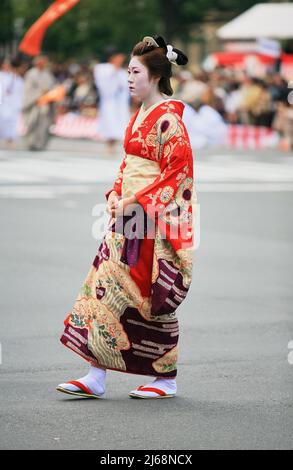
[68,380,93,395]
[137,386,167,396]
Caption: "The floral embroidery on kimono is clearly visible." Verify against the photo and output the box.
[60,99,196,378]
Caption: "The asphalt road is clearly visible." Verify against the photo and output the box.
[0,138,292,450]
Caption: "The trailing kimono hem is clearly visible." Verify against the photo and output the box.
[60,333,177,378]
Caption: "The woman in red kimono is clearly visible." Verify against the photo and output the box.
[57,35,196,399]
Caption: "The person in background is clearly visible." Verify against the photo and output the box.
[239,76,271,126]
[224,81,242,124]
[174,69,208,105]
[94,46,130,154]
[0,58,24,148]
[68,71,97,116]
[22,55,56,151]
[272,98,293,152]
[183,86,228,149]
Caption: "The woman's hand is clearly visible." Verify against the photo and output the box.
[106,191,119,216]
[107,194,138,218]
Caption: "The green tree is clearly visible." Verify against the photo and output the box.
[10,0,160,61]
[158,0,271,41]
[0,0,14,48]
[1,0,272,61]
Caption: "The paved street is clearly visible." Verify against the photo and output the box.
[0,138,292,449]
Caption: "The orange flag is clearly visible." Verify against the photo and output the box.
[19,0,80,56]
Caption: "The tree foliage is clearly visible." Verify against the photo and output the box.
[0,0,14,45]
[0,0,271,61]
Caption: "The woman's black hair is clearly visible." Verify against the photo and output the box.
[153,35,188,66]
[132,35,188,95]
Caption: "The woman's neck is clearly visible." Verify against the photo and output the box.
[142,91,166,111]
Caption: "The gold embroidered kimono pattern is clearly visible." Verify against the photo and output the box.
[60,99,196,378]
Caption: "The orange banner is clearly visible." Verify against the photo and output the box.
[19,0,80,56]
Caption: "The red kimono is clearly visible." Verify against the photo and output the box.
[60,99,196,378]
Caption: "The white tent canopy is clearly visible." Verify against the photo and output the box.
[217,3,293,40]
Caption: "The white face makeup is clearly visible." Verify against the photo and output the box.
[127,56,159,102]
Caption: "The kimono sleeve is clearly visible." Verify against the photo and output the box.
[105,155,127,201]
[134,127,194,249]
[134,118,195,317]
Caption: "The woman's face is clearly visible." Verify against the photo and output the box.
[127,56,158,101]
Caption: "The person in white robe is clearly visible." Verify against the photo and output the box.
[182,89,228,149]
[94,47,130,153]
[0,59,24,146]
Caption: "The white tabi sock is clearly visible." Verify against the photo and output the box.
[131,377,177,397]
[58,365,106,396]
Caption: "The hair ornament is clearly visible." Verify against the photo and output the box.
[142,36,160,48]
[166,45,178,65]
[141,35,188,66]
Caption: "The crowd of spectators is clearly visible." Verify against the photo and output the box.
[1,55,292,150]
